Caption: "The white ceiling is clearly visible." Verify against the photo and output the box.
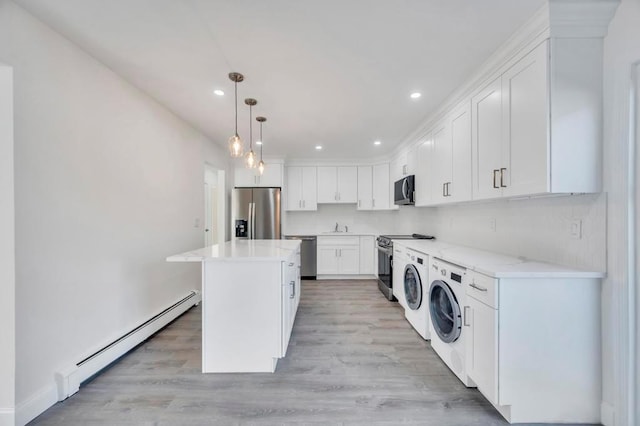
[15,0,545,160]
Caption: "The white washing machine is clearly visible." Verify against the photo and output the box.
[428,258,474,387]
[402,248,430,340]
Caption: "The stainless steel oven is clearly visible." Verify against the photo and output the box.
[377,234,435,301]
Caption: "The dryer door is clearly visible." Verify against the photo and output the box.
[429,280,462,343]
[403,264,423,310]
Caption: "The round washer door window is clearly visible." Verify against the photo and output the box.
[429,280,461,343]
[403,264,422,310]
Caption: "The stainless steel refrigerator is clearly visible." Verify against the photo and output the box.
[232,187,281,239]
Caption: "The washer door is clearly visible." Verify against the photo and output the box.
[403,264,422,310]
[429,280,461,343]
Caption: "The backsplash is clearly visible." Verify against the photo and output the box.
[284,193,607,272]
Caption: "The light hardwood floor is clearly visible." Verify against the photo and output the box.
[31,280,594,425]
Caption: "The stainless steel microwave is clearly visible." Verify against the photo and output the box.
[394,175,415,205]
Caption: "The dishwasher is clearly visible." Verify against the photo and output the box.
[284,235,317,279]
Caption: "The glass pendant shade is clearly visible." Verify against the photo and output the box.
[229,134,243,157]
[228,72,244,158]
[258,159,265,175]
[246,149,256,168]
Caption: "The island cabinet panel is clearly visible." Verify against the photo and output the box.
[200,248,300,373]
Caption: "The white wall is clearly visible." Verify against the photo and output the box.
[601,0,640,424]
[0,63,15,425]
[0,1,231,421]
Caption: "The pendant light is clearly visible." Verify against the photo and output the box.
[228,72,244,157]
[244,98,257,168]
[256,116,266,175]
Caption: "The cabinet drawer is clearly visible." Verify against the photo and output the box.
[317,236,360,246]
[466,271,498,308]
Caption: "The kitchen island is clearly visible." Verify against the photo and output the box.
[167,239,301,373]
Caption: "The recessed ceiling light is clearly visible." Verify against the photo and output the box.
[256,140,262,145]
[315,145,323,150]
[214,89,225,96]
[410,92,421,99]
[374,140,382,145]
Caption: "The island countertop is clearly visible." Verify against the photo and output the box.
[166,239,301,263]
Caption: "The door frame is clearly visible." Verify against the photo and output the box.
[0,63,16,423]
[204,163,226,247]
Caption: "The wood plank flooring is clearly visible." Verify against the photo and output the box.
[31,280,593,425]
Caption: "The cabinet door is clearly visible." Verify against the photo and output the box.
[235,167,258,187]
[285,167,302,211]
[337,166,358,203]
[301,166,317,210]
[431,121,451,204]
[415,135,434,206]
[316,166,337,203]
[502,42,549,197]
[281,279,293,356]
[359,236,375,274]
[258,163,282,187]
[337,246,360,275]
[357,166,373,210]
[472,77,503,200]
[372,163,390,210]
[466,295,499,405]
[406,145,417,176]
[449,101,472,202]
[317,246,339,274]
[390,154,405,182]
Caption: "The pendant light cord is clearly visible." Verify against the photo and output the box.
[249,105,253,150]
[260,122,263,159]
[234,81,238,136]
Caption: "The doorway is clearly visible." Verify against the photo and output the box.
[204,163,225,247]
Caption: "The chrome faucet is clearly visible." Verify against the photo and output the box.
[334,222,339,232]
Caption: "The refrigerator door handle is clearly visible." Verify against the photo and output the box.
[247,202,253,239]
[251,202,256,239]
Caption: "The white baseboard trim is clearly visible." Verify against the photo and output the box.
[0,407,16,426]
[15,384,57,426]
[601,401,616,426]
[15,290,200,426]
[316,274,377,280]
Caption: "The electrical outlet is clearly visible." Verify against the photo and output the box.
[570,219,582,239]
[489,218,496,232]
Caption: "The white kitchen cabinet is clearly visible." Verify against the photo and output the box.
[414,134,434,206]
[286,166,317,211]
[317,166,358,204]
[358,236,375,275]
[358,164,391,210]
[235,163,283,188]
[372,163,390,210]
[431,101,472,204]
[463,270,601,423]
[317,236,360,275]
[472,39,601,201]
[357,166,373,210]
[281,255,301,356]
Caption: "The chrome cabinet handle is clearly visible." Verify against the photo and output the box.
[493,170,499,189]
[290,281,295,298]
[446,182,452,196]
[470,282,488,292]
[463,306,471,326]
[500,168,507,188]
[289,262,294,266]
[442,183,446,197]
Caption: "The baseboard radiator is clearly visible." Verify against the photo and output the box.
[55,290,201,401]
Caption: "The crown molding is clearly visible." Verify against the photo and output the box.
[548,0,620,38]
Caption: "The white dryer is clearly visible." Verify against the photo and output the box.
[428,258,474,387]
[402,248,430,340]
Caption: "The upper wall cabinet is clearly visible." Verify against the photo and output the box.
[472,38,602,201]
[357,163,391,210]
[317,166,358,204]
[235,163,283,188]
[286,166,317,211]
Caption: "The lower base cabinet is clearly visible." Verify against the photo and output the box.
[464,271,601,424]
[317,235,376,276]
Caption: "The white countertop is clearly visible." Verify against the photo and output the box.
[167,239,301,263]
[393,239,605,279]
